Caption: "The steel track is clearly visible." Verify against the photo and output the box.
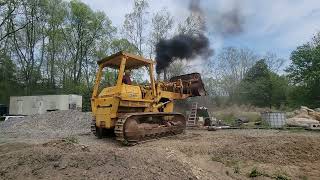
[114,112,186,145]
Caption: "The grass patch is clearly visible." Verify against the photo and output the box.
[249,167,263,177]
[216,113,236,125]
[275,174,290,180]
[0,117,4,121]
[212,158,241,174]
[214,111,261,126]
[211,156,224,163]
[284,127,307,133]
[259,119,271,129]
[248,167,271,178]
[233,165,240,174]
[298,175,308,180]
[62,136,79,144]
[248,168,291,179]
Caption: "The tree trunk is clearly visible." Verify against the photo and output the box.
[163,69,167,81]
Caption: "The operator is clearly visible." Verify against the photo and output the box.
[122,70,132,85]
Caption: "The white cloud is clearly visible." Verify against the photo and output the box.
[81,0,189,28]
[243,0,320,44]
[80,0,132,27]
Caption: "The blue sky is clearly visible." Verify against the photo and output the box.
[81,0,320,61]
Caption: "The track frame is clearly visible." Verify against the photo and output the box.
[114,112,186,145]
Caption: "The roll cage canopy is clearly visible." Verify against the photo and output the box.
[97,51,154,70]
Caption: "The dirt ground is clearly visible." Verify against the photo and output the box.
[0,129,319,180]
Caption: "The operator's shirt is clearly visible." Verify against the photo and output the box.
[123,75,132,85]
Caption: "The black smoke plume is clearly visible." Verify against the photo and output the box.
[155,0,246,72]
[211,2,244,36]
[155,34,212,73]
[189,0,244,36]
[155,0,213,73]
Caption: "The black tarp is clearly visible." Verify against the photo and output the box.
[0,104,8,116]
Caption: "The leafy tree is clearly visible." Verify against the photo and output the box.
[286,40,320,107]
[148,8,174,79]
[270,73,289,108]
[211,47,258,99]
[65,0,115,86]
[110,38,139,54]
[9,0,50,95]
[236,59,290,108]
[0,0,26,44]
[0,0,118,111]
[42,0,68,88]
[286,85,310,108]
[237,60,272,107]
[0,51,20,104]
[263,52,285,73]
[122,0,149,55]
[148,8,173,58]
[166,60,189,78]
[178,12,204,36]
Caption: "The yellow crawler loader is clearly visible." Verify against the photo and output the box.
[91,52,206,145]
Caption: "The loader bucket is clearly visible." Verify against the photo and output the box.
[169,73,206,96]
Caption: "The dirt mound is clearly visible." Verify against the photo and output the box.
[210,135,320,165]
[0,110,91,139]
[147,130,320,179]
[0,140,195,180]
[171,130,320,165]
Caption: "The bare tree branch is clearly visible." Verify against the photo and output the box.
[0,21,29,42]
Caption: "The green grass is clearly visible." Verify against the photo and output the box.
[214,110,264,128]
[233,165,240,174]
[249,168,263,177]
[62,136,79,144]
[284,127,307,133]
[215,113,235,125]
[299,175,308,180]
[275,174,290,180]
[248,167,272,178]
[211,156,223,163]
[248,168,291,180]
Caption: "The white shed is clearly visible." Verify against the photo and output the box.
[9,95,82,115]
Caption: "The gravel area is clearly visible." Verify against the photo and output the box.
[0,110,91,139]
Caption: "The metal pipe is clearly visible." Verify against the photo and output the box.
[155,101,172,109]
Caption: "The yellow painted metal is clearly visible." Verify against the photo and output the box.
[116,56,126,87]
[120,84,142,99]
[164,101,174,113]
[149,63,156,97]
[91,66,103,114]
[92,52,195,129]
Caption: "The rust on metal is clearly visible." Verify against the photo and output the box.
[169,73,207,96]
[115,112,185,145]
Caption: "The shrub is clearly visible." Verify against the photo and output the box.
[63,136,79,144]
